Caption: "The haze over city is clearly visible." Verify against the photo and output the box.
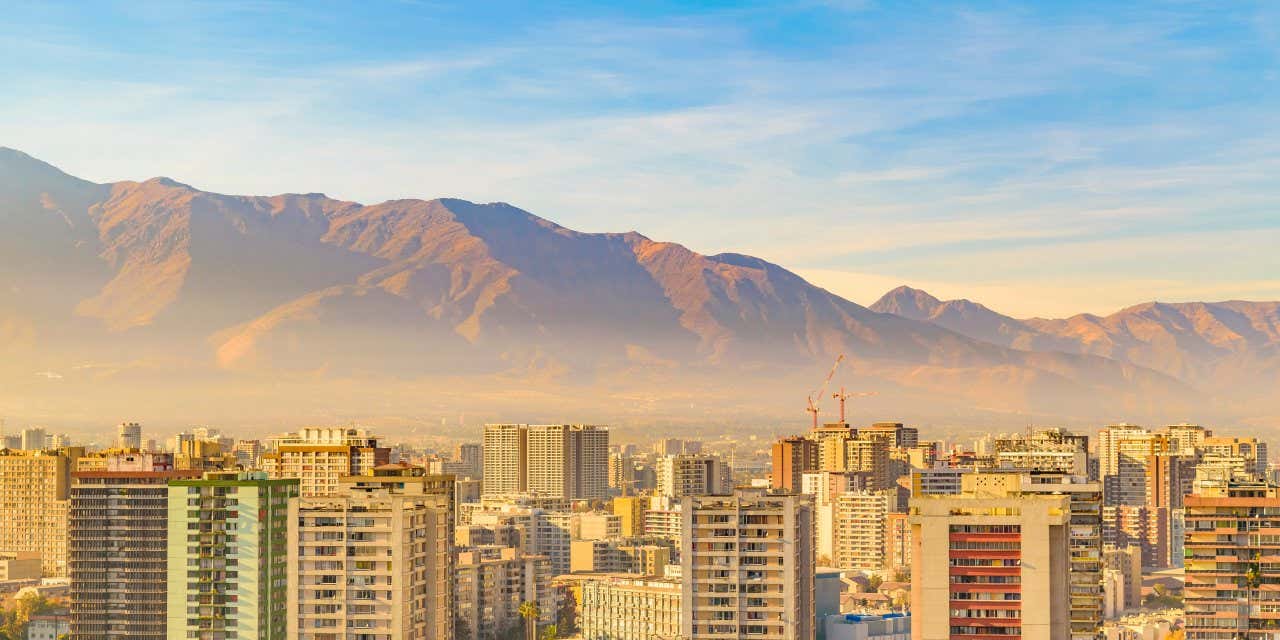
[2,3,1280,640]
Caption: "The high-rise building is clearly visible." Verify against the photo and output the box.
[260,427,388,497]
[609,452,637,494]
[910,475,1073,640]
[1185,480,1280,640]
[992,429,1088,476]
[483,424,609,499]
[0,449,74,576]
[526,424,609,500]
[570,539,672,574]
[653,438,683,456]
[289,464,452,639]
[656,454,732,497]
[483,424,528,495]
[1165,424,1208,455]
[832,490,892,571]
[885,512,912,574]
[20,427,48,451]
[772,436,819,491]
[1201,436,1268,478]
[845,436,892,491]
[861,422,920,449]
[455,442,484,479]
[1097,425,1168,506]
[580,574,682,640]
[454,546,553,640]
[613,496,646,537]
[231,439,263,468]
[681,489,815,640]
[167,471,298,639]
[810,424,855,472]
[973,473,1103,640]
[69,453,199,640]
[116,422,142,450]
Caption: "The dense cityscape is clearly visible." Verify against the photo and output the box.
[0,417,1265,640]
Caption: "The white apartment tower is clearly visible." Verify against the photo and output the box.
[656,454,733,498]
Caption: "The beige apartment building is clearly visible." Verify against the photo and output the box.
[910,476,1072,640]
[454,545,553,640]
[288,464,453,640]
[580,574,682,640]
[0,449,76,576]
[261,427,389,497]
[681,489,816,640]
[483,424,610,499]
[833,490,892,572]
[1184,480,1280,640]
[656,454,733,498]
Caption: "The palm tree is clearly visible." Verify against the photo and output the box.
[518,601,542,640]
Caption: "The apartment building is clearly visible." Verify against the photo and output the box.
[772,436,820,491]
[1097,425,1169,506]
[580,574,682,640]
[483,424,528,495]
[1184,480,1280,640]
[831,490,893,572]
[680,489,816,640]
[570,538,672,574]
[69,452,199,640]
[166,471,299,639]
[964,473,1104,640]
[483,424,610,499]
[845,436,892,491]
[656,454,733,497]
[454,546,553,640]
[0,449,76,576]
[260,427,388,497]
[289,464,453,639]
[909,476,1073,640]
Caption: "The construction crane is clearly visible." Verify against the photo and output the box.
[831,387,878,423]
[805,354,844,429]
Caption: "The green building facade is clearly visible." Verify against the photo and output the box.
[167,471,298,639]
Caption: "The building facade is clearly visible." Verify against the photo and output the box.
[69,453,199,640]
[681,489,816,640]
[0,450,74,576]
[166,471,298,639]
[910,477,1072,640]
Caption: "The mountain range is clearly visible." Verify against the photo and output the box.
[0,147,1273,432]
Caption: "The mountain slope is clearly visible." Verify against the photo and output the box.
[873,285,1280,413]
[0,148,1226,426]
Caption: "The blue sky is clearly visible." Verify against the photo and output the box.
[3,1,1278,316]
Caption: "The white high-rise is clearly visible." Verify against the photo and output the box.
[116,422,142,450]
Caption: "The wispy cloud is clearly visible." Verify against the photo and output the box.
[0,1,1275,314]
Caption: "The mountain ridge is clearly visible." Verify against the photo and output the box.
[0,148,1261,427]
[872,285,1280,403]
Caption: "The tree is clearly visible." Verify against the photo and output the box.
[0,591,55,640]
[518,601,542,640]
[892,567,910,583]
[866,574,884,593]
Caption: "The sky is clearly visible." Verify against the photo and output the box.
[2,1,1278,318]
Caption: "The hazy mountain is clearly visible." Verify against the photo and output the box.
[0,148,1236,429]
[873,285,1280,419]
